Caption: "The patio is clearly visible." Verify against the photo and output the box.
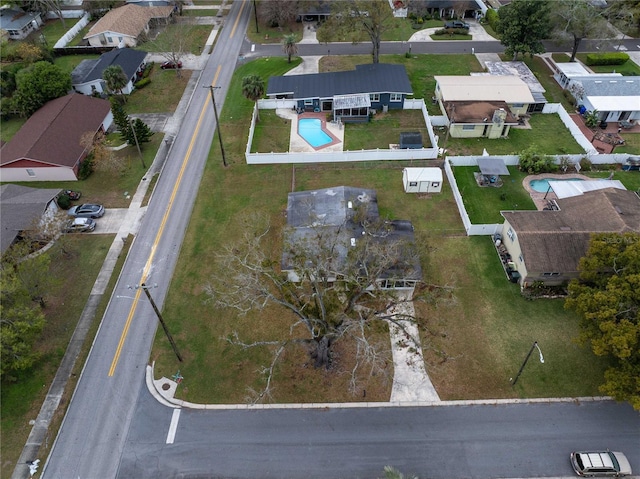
[569,113,640,154]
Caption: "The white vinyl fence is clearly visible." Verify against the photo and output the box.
[54,12,90,48]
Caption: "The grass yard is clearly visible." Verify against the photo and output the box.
[125,66,190,114]
[0,235,116,479]
[616,133,640,155]
[575,53,640,75]
[34,18,80,46]
[53,53,100,74]
[251,110,291,153]
[136,24,212,55]
[446,114,585,156]
[521,56,575,109]
[344,110,431,150]
[452,166,537,224]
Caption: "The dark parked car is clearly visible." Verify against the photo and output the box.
[444,20,470,29]
[161,60,182,70]
[63,217,96,233]
[62,190,82,201]
[68,204,105,219]
[571,451,632,477]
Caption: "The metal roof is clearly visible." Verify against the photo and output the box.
[478,158,510,176]
[333,94,371,109]
[267,64,413,99]
[548,180,626,199]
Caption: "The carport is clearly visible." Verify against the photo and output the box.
[477,157,510,187]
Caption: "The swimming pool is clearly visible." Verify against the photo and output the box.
[529,178,584,193]
[298,118,332,148]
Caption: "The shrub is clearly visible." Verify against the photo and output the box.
[584,110,599,128]
[518,147,558,174]
[134,78,151,89]
[57,194,71,210]
[562,89,576,107]
[585,52,629,66]
[78,154,94,180]
[485,8,499,31]
[579,157,592,172]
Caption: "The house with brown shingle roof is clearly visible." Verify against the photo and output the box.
[500,188,640,287]
[0,94,112,182]
[83,4,174,48]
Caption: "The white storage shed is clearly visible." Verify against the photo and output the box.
[403,167,443,193]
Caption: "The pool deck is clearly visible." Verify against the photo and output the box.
[523,173,591,210]
[276,109,345,153]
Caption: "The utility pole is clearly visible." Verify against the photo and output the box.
[253,0,259,33]
[511,341,544,386]
[129,116,145,168]
[203,85,228,167]
[138,283,182,362]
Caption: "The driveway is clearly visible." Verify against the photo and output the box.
[409,21,498,42]
[88,208,129,234]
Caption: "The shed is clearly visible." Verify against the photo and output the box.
[400,132,423,149]
[403,168,443,193]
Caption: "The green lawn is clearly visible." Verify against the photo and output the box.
[53,53,99,74]
[453,166,537,223]
[446,114,585,156]
[125,66,190,114]
[36,18,80,47]
[136,24,212,55]
[1,235,115,479]
[344,110,431,150]
[151,57,609,405]
[575,53,640,75]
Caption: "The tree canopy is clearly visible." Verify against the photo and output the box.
[565,233,640,410]
[205,213,432,402]
[12,61,71,116]
[241,75,265,121]
[496,0,552,60]
[282,33,298,64]
[320,0,393,64]
[552,0,615,62]
[102,65,128,97]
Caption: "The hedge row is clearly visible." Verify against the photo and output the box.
[585,52,629,66]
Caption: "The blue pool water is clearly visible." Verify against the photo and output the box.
[298,118,332,148]
[529,178,584,193]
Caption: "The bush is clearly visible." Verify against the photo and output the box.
[562,89,576,107]
[78,154,94,180]
[518,147,558,174]
[134,78,151,89]
[579,157,592,172]
[485,9,499,31]
[585,52,629,66]
[433,28,469,36]
[57,193,71,210]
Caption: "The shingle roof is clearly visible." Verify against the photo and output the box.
[72,48,147,85]
[0,184,61,253]
[84,4,173,40]
[1,94,111,168]
[580,77,640,97]
[0,7,39,30]
[502,188,640,273]
[267,64,413,99]
[283,186,422,281]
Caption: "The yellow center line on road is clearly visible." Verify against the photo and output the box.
[108,65,223,376]
[230,1,246,39]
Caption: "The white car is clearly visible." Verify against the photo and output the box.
[571,451,632,477]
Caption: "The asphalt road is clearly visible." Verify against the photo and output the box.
[118,389,640,479]
[41,5,640,479]
[41,3,251,478]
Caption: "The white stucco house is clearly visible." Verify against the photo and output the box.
[0,6,43,40]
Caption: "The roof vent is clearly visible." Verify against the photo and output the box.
[350,238,356,247]
[560,226,571,231]
[615,206,623,214]
[348,201,353,209]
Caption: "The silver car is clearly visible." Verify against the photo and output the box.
[63,217,96,233]
[571,451,632,477]
[68,203,105,219]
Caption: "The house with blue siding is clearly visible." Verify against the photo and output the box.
[266,64,413,122]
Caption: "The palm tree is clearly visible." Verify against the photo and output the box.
[241,74,265,121]
[102,65,128,101]
[282,33,298,63]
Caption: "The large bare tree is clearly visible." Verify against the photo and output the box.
[205,213,442,402]
[320,0,394,64]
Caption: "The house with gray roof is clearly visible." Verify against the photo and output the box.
[0,185,62,254]
[72,48,147,96]
[267,64,413,122]
[570,76,640,126]
[283,186,422,290]
[0,94,112,182]
[500,188,640,287]
[0,6,43,40]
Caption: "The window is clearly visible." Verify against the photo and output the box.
[26,169,36,177]
[519,254,524,263]
[409,181,418,187]
[542,272,561,277]
[512,103,524,108]
[462,125,476,130]
[107,36,113,43]
[304,99,313,106]
[390,93,402,102]
[431,182,440,187]
[507,228,515,241]
[369,93,380,102]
